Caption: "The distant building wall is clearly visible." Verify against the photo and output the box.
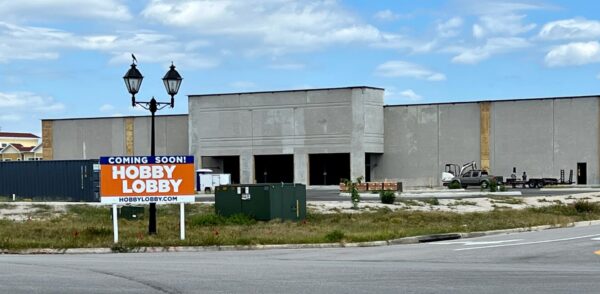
[40,88,600,186]
[376,103,480,186]
[377,97,600,186]
[489,97,599,181]
[43,115,188,160]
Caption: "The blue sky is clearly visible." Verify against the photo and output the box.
[2,0,600,134]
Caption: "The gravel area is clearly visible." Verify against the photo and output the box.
[2,192,600,220]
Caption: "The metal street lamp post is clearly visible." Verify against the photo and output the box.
[123,56,183,235]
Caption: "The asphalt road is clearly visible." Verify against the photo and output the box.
[2,225,600,293]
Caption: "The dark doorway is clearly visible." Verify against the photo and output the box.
[577,162,587,185]
[222,156,240,184]
[200,156,240,184]
[309,153,350,185]
[254,155,294,183]
[365,154,371,182]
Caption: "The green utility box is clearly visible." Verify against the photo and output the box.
[215,184,306,221]
[119,206,145,220]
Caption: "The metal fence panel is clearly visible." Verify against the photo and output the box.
[0,160,99,202]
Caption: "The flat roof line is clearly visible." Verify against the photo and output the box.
[188,86,384,97]
[42,113,188,122]
[384,94,600,107]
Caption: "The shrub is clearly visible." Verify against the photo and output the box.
[380,190,396,204]
[191,214,225,226]
[82,226,112,237]
[448,181,461,189]
[343,177,363,209]
[226,213,257,225]
[325,230,345,242]
[574,200,600,214]
[488,178,498,192]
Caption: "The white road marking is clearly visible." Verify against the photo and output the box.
[435,239,522,246]
[591,237,600,241]
[455,234,600,251]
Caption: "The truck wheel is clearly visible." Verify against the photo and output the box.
[537,182,544,188]
[480,180,489,189]
[528,182,536,188]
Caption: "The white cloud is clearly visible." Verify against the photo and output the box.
[452,37,530,64]
[0,22,71,62]
[141,0,383,53]
[0,0,131,21]
[399,89,423,101]
[374,10,400,21]
[0,22,219,69]
[373,33,438,53]
[472,14,536,39]
[0,92,64,123]
[99,104,115,112]
[375,61,446,81]
[437,17,463,38]
[538,18,600,41]
[464,1,548,15]
[545,41,600,67]
[383,87,425,104]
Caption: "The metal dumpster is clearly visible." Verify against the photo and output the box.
[215,183,306,221]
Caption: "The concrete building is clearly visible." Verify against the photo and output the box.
[41,87,600,186]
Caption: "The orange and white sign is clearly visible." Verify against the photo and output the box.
[100,156,195,204]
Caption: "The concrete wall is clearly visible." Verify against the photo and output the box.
[377,103,480,186]
[379,97,600,187]
[188,87,384,184]
[490,97,599,181]
[47,115,188,160]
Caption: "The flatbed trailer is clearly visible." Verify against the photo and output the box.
[505,177,558,188]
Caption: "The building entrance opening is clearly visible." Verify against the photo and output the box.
[201,156,240,184]
[309,153,350,185]
[254,155,294,183]
[577,162,587,185]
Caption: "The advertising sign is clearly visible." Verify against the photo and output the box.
[100,156,195,204]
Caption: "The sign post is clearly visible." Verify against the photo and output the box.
[100,155,195,242]
[112,204,118,243]
[180,203,185,240]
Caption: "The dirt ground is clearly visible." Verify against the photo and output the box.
[1,192,600,220]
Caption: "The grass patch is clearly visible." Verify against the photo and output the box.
[1,202,600,250]
[448,200,477,206]
[422,198,440,206]
[0,203,16,210]
[490,196,525,205]
[324,230,345,242]
[31,204,53,212]
[397,199,423,206]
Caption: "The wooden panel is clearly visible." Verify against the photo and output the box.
[42,120,53,160]
[125,117,134,156]
[480,102,491,171]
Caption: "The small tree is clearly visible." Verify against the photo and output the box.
[343,177,363,209]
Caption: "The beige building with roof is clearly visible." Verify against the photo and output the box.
[0,132,42,161]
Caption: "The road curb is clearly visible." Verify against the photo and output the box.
[3,220,600,255]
